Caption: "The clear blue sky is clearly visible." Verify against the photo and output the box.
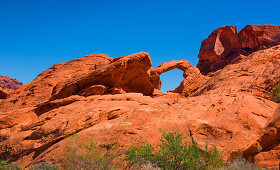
[0,0,279,92]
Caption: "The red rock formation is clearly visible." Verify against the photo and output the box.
[0,53,113,112]
[1,45,280,169]
[197,24,280,75]
[197,26,241,75]
[239,25,280,54]
[0,75,22,89]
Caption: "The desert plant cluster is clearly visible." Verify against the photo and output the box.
[0,130,264,170]
[273,84,280,102]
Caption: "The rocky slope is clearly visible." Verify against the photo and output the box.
[0,75,22,90]
[197,24,280,75]
[1,30,280,169]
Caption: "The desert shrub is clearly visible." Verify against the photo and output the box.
[0,160,20,170]
[60,134,117,170]
[220,158,264,170]
[273,84,280,102]
[125,130,224,169]
[30,162,59,170]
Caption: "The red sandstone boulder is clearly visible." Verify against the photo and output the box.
[50,52,154,100]
[0,75,22,89]
[197,24,280,75]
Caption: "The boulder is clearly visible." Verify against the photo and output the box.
[50,52,153,100]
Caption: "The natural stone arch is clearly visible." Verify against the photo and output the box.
[148,60,191,90]
[148,60,209,96]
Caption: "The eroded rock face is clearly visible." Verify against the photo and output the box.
[50,52,153,100]
[0,75,22,90]
[197,24,280,75]
[239,25,280,54]
[197,26,241,75]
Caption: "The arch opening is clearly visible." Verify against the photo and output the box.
[160,69,184,93]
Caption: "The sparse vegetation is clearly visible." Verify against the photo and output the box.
[0,131,265,170]
[220,158,264,170]
[30,162,59,170]
[0,160,20,170]
[60,134,118,170]
[273,84,280,102]
[124,130,224,169]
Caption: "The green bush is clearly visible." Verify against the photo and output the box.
[124,130,224,169]
[30,162,59,170]
[273,84,280,102]
[0,160,20,170]
[60,134,117,170]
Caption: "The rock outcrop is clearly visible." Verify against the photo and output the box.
[197,24,280,75]
[1,40,280,169]
[0,75,22,90]
[0,53,113,112]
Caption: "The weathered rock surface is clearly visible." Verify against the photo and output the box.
[0,87,8,99]
[0,75,22,90]
[197,24,280,75]
[0,53,113,112]
[50,52,154,100]
[239,104,280,169]
[239,25,280,54]
[1,45,280,169]
[0,87,14,99]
